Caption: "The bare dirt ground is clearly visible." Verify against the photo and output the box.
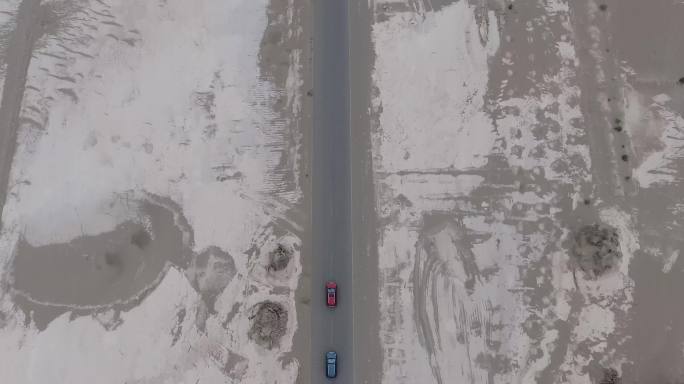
[370,0,684,383]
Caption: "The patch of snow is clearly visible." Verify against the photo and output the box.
[575,303,615,341]
[663,249,679,274]
[626,86,684,188]
[653,93,672,104]
[372,1,499,174]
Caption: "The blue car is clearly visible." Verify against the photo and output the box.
[326,351,337,378]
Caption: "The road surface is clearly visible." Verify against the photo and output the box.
[311,0,353,383]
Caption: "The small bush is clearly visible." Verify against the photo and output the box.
[572,224,622,278]
[268,244,291,272]
[248,301,288,348]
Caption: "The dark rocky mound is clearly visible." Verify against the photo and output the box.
[268,244,292,272]
[572,224,622,278]
[248,301,288,348]
[600,368,621,384]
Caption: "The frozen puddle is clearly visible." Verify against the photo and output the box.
[10,198,193,329]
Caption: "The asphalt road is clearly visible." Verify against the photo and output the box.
[311,0,353,382]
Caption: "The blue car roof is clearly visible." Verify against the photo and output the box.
[327,365,336,378]
[326,351,337,358]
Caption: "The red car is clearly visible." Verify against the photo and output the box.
[326,281,337,308]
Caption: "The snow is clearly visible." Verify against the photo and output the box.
[1,267,299,383]
[7,0,281,252]
[373,2,505,383]
[627,86,684,188]
[372,1,632,383]
[372,2,499,173]
[0,0,302,383]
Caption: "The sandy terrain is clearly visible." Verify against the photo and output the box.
[371,0,684,383]
[0,0,308,383]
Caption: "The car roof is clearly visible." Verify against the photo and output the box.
[326,351,337,358]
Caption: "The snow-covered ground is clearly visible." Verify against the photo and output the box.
[372,1,684,383]
[0,0,305,383]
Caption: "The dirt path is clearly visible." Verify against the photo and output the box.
[350,0,382,383]
[0,0,43,228]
